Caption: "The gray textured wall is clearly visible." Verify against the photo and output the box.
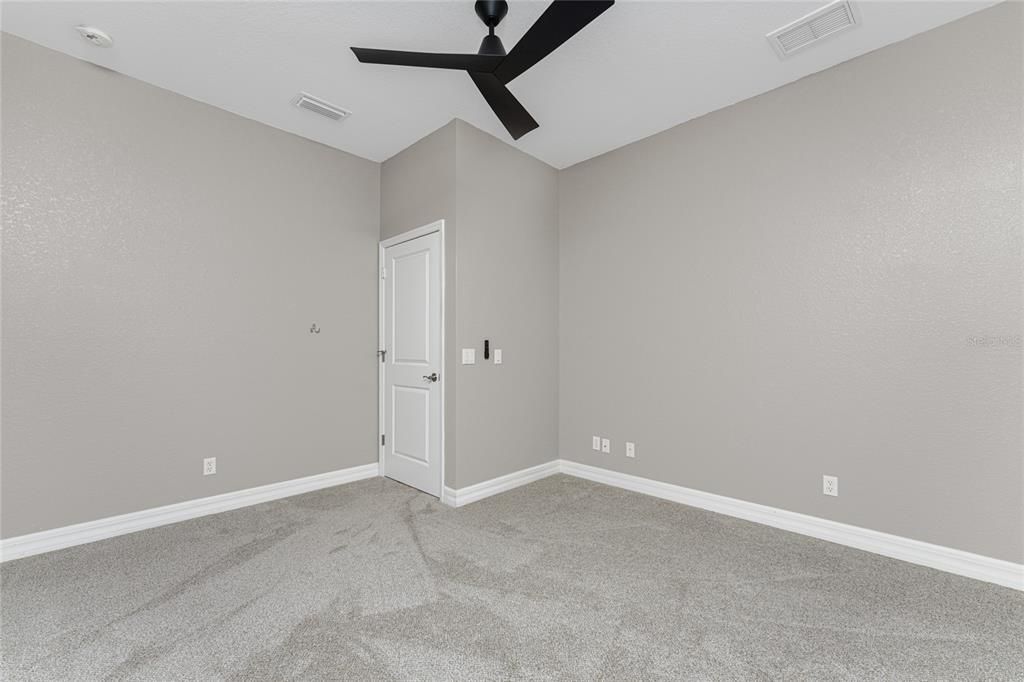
[558,3,1023,562]
[380,121,456,243]
[1,35,381,537]
[453,121,559,489]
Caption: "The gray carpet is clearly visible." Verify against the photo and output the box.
[1,474,1021,680]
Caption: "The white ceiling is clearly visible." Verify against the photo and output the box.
[1,1,999,169]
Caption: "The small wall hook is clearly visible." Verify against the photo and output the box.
[310,323,320,334]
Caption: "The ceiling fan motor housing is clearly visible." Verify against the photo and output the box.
[478,34,506,56]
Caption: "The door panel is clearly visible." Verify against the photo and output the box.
[392,249,430,364]
[382,231,442,496]
[392,385,429,463]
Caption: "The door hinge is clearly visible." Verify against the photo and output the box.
[381,434,385,446]
[378,349,387,363]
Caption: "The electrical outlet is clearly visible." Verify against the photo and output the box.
[625,442,636,458]
[204,457,217,476]
[601,438,610,454]
[823,475,838,496]
[461,348,476,365]
[592,436,601,451]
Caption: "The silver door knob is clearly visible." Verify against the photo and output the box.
[423,372,439,383]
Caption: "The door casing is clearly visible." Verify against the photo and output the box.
[378,220,446,502]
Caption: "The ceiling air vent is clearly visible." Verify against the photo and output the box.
[293,93,351,121]
[767,0,859,59]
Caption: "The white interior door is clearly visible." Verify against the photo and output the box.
[382,231,442,497]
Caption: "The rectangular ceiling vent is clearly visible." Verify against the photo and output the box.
[767,0,859,59]
[294,93,351,121]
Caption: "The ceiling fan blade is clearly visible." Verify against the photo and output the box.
[468,72,539,140]
[351,47,503,72]
[494,1,614,84]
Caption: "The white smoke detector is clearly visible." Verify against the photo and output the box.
[766,1,859,59]
[75,26,114,48]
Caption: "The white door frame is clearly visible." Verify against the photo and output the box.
[378,220,446,502]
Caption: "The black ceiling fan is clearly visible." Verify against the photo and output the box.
[351,1,614,140]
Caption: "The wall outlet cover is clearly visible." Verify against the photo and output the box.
[203,457,217,476]
[601,438,610,453]
[626,442,636,458]
[461,348,476,365]
[823,475,838,496]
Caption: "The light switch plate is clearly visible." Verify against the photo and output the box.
[601,438,610,453]
[494,349,502,364]
[592,436,601,451]
[462,348,476,365]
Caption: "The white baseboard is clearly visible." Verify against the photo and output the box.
[559,460,1024,591]
[5,457,1020,591]
[444,460,561,508]
[0,463,380,562]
